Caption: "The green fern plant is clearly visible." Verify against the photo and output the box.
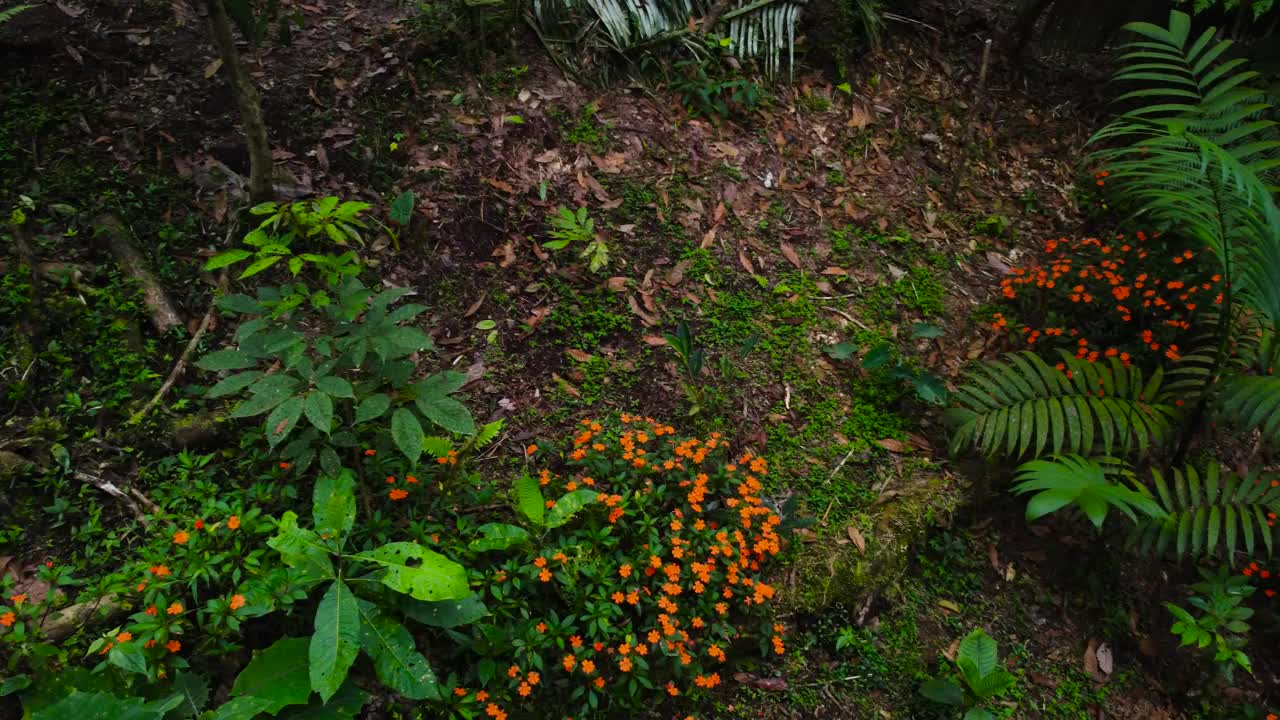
[1129,462,1280,561]
[946,351,1177,458]
[0,4,31,24]
[1087,10,1280,459]
[1012,455,1165,529]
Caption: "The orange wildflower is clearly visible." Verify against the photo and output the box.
[173,530,190,545]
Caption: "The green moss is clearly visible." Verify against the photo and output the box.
[555,103,611,152]
[863,265,946,322]
[546,280,631,350]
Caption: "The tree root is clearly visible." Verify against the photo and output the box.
[94,214,183,334]
[129,271,227,424]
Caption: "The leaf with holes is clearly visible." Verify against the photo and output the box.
[469,523,530,552]
[546,489,599,529]
[355,542,469,601]
[357,604,438,700]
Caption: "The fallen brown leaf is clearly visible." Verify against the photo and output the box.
[738,249,756,275]
[779,240,802,269]
[875,438,910,453]
[566,349,594,362]
[846,525,866,554]
[605,277,627,292]
[203,58,223,79]
[1083,639,1099,677]
[483,177,516,194]
[642,335,668,346]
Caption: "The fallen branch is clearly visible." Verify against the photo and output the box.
[74,471,152,527]
[95,214,183,334]
[129,271,227,424]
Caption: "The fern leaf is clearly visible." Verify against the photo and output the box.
[947,352,1176,459]
[0,4,31,24]
[1012,455,1163,530]
[1129,464,1280,563]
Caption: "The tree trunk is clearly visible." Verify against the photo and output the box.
[96,214,183,334]
[205,0,273,203]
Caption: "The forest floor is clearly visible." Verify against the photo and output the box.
[1,0,1275,717]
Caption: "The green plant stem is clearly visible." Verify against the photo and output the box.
[1174,183,1235,465]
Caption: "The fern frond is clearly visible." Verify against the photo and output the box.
[1129,463,1280,562]
[946,351,1177,459]
[0,4,32,24]
[1218,374,1280,443]
[1012,455,1164,529]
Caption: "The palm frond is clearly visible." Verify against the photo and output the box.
[1012,455,1164,529]
[1129,462,1280,562]
[945,351,1178,459]
[0,4,32,24]
[531,0,809,80]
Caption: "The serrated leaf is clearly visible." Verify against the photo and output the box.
[824,341,856,361]
[391,408,424,464]
[918,678,964,706]
[316,376,354,399]
[355,542,469,601]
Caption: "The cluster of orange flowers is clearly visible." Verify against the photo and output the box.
[995,233,1222,365]
[464,415,788,718]
[0,592,25,628]
[385,473,421,501]
[1241,560,1278,600]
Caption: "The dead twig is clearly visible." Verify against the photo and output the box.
[74,471,152,527]
[129,271,227,424]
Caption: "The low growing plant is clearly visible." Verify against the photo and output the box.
[918,628,1017,720]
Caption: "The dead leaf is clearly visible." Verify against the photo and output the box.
[846,525,866,554]
[942,638,960,662]
[203,58,223,79]
[566,349,594,362]
[937,599,961,614]
[847,104,872,129]
[523,307,551,333]
[605,277,627,292]
[875,438,909,453]
[627,295,659,326]
[642,335,668,346]
[1028,671,1058,689]
[700,227,718,249]
[738,249,756,275]
[483,177,516,194]
[780,241,802,269]
[494,241,516,268]
[56,0,85,17]
[820,266,847,276]
[988,544,1001,573]
[1083,639,1099,677]
[463,361,486,386]
[1096,643,1113,675]
[552,373,581,398]
[751,677,788,692]
[463,295,485,318]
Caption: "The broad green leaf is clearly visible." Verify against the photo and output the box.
[108,642,149,676]
[32,691,181,720]
[964,710,995,720]
[203,248,253,271]
[417,371,468,397]
[469,523,530,552]
[824,342,856,361]
[514,473,545,526]
[414,394,475,435]
[918,678,964,706]
[316,376,354,399]
[354,394,390,423]
[304,391,335,434]
[206,370,264,398]
[216,293,265,315]
[239,255,283,279]
[913,373,948,406]
[861,342,894,369]
[912,322,945,339]
[957,628,998,677]
[207,696,278,720]
[168,671,209,719]
[232,385,293,418]
[276,680,367,720]
[391,408,424,464]
[268,512,335,581]
[196,349,256,372]
[312,470,356,544]
[266,395,305,447]
[398,594,488,628]
[357,605,439,700]
[546,489,599,529]
[230,637,312,713]
[389,191,415,226]
[355,542,469,601]
[319,447,342,477]
[310,581,361,703]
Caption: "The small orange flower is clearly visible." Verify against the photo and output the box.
[389,489,409,501]
[150,565,171,577]
[364,449,376,456]
[9,594,26,606]
[570,635,583,648]
[508,664,520,678]
[173,530,190,545]
[454,687,467,697]
[146,605,158,616]
[194,519,205,530]
[116,631,133,643]
[229,594,246,610]
[593,677,605,689]
[279,462,290,469]
[476,691,489,702]
[581,660,596,674]
[536,622,547,633]
[526,444,538,456]
[227,516,240,530]
[527,671,540,686]
[166,602,183,615]
[165,640,181,653]
[0,612,14,627]
[517,683,531,697]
